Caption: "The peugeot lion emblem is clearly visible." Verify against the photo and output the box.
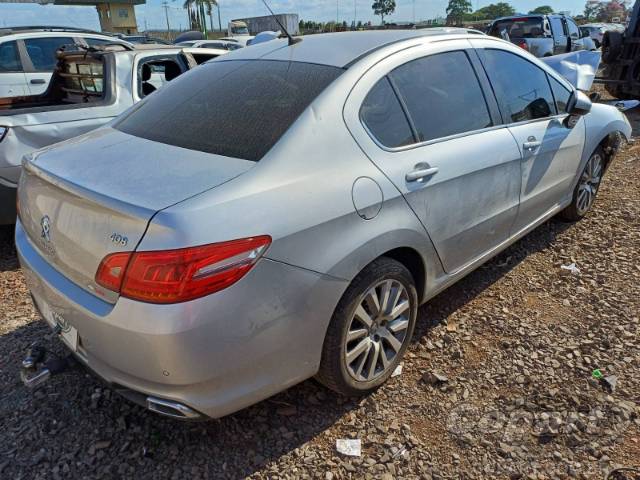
[41,215,51,242]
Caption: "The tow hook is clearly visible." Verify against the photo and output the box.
[20,342,77,389]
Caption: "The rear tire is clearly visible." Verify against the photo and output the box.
[558,147,605,222]
[316,257,418,396]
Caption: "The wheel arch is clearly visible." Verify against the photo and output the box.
[380,246,427,304]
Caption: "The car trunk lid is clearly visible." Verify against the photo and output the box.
[19,127,255,303]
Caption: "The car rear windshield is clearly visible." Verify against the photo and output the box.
[489,17,546,39]
[114,60,344,161]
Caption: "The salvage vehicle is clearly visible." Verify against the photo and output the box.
[488,14,593,57]
[0,26,132,98]
[16,30,631,420]
[0,44,226,224]
[599,0,640,99]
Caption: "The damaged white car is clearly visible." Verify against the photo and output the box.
[0,44,226,224]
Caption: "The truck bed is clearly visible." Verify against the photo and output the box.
[0,48,106,115]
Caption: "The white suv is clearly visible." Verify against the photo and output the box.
[0,26,131,97]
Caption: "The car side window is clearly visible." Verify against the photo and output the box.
[360,77,415,148]
[566,19,580,39]
[482,49,555,123]
[24,37,75,71]
[550,17,564,36]
[389,51,492,143]
[85,37,117,47]
[549,75,572,114]
[0,41,22,72]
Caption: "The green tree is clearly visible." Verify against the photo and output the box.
[529,5,554,15]
[372,0,396,25]
[475,2,516,19]
[446,0,473,25]
[584,0,600,20]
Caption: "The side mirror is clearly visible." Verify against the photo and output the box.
[565,90,592,128]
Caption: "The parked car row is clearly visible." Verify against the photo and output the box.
[488,13,596,57]
[0,40,227,224]
[11,28,631,420]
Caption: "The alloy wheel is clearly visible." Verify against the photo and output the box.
[344,279,411,382]
[576,153,603,216]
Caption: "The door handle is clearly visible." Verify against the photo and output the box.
[30,79,46,85]
[523,136,542,151]
[405,165,439,182]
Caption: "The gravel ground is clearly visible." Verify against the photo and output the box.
[1,109,639,480]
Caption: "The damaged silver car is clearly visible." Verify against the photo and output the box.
[16,30,631,419]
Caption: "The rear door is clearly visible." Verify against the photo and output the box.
[549,17,569,54]
[473,42,585,233]
[344,40,523,273]
[0,40,28,97]
[23,36,75,94]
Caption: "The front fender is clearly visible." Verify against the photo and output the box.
[574,104,633,189]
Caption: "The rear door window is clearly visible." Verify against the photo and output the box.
[116,60,343,161]
[24,37,75,71]
[360,77,415,148]
[481,49,555,123]
[0,41,22,72]
[550,17,565,36]
[489,17,546,38]
[389,51,492,143]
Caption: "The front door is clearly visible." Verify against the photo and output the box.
[344,42,522,273]
[475,44,585,233]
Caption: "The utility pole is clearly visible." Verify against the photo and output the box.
[162,1,171,33]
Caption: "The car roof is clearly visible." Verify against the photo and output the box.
[221,29,481,68]
[0,28,122,40]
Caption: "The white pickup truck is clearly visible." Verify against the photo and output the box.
[0,44,224,224]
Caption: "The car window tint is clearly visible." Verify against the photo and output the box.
[566,19,580,39]
[0,41,22,72]
[389,51,492,143]
[550,17,564,36]
[360,77,415,148]
[116,60,343,161]
[482,49,555,123]
[25,37,75,71]
[549,75,571,114]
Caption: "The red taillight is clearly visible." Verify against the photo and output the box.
[518,40,529,51]
[95,236,271,304]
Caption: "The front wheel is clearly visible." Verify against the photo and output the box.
[558,147,605,221]
[316,257,418,396]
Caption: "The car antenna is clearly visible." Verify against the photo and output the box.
[260,0,301,45]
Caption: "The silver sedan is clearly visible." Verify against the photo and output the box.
[16,29,631,419]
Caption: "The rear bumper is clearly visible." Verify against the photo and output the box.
[0,182,16,226]
[16,220,347,418]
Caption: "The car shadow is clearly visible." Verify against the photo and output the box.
[0,217,575,479]
[0,225,18,272]
[412,217,573,342]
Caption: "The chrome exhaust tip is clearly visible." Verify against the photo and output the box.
[146,397,202,420]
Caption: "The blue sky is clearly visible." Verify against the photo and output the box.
[0,0,588,32]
